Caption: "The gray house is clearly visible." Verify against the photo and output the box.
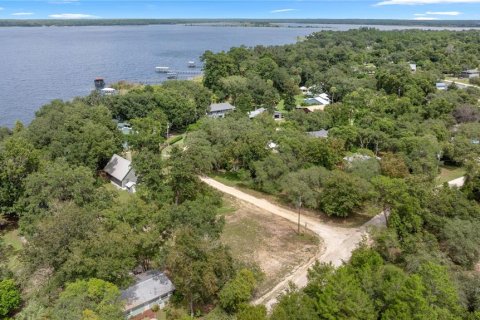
[460,69,479,79]
[208,102,235,118]
[103,154,137,192]
[308,129,329,138]
[122,271,175,319]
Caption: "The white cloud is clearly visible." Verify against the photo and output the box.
[414,16,439,19]
[11,12,34,16]
[49,0,80,4]
[426,10,462,14]
[0,7,4,11]
[48,13,98,19]
[270,8,297,13]
[377,0,480,5]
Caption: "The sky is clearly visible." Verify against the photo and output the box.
[1,0,480,20]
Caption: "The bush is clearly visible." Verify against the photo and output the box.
[0,279,21,318]
[219,269,256,313]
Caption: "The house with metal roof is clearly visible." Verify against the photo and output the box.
[436,82,447,91]
[304,94,331,107]
[122,271,175,319]
[207,102,235,118]
[248,107,266,119]
[308,129,329,138]
[460,69,479,79]
[103,154,137,192]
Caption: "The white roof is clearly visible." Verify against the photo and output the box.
[125,181,136,188]
[104,154,132,181]
[313,96,330,105]
[248,107,266,118]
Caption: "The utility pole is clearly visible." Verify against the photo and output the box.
[297,196,302,234]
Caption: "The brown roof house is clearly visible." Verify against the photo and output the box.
[104,154,137,193]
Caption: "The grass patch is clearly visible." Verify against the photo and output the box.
[3,229,22,251]
[1,229,23,272]
[161,134,185,159]
[104,183,133,204]
[436,165,466,185]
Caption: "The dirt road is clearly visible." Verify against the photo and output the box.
[200,176,386,308]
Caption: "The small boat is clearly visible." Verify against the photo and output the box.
[167,72,178,79]
[155,66,170,73]
[188,61,196,68]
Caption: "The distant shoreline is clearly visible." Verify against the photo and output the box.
[1,19,480,28]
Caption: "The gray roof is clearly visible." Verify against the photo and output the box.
[103,154,133,182]
[308,129,329,138]
[248,107,266,118]
[463,69,479,73]
[121,271,175,311]
[209,102,235,112]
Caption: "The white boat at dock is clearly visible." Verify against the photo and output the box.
[188,61,196,68]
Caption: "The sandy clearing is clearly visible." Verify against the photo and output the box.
[200,176,386,309]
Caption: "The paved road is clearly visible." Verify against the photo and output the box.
[200,176,387,308]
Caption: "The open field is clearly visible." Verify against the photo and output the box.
[436,165,466,185]
[220,195,320,298]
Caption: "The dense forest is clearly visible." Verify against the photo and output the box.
[0,19,480,27]
[1,28,480,319]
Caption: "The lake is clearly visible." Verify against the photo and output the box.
[0,24,477,127]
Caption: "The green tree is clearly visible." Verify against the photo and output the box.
[166,228,234,316]
[236,304,267,320]
[320,170,373,217]
[0,136,39,216]
[0,279,21,318]
[219,269,256,313]
[50,278,124,320]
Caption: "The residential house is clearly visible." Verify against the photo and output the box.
[436,82,447,91]
[308,129,329,138]
[460,69,480,79]
[103,154,137,192]
[409,63,417,72]
[273,111,283,120]
[304,94,330,106]
[207,102,235,118]
[122,271,175,319]
[248,107,266,119]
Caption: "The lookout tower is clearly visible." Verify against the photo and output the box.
[94,78,105,90]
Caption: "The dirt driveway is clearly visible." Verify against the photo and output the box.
[200,176,386,309]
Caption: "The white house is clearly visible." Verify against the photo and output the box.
[460,69,480,79]
[103,154,137,192]
[122,271,175,319]
[304,94,330,106]
[409,63,417,72]
[436,82,447,91]
[207,102,235,118]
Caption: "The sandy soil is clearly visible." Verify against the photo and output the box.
[221,196,320,298]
